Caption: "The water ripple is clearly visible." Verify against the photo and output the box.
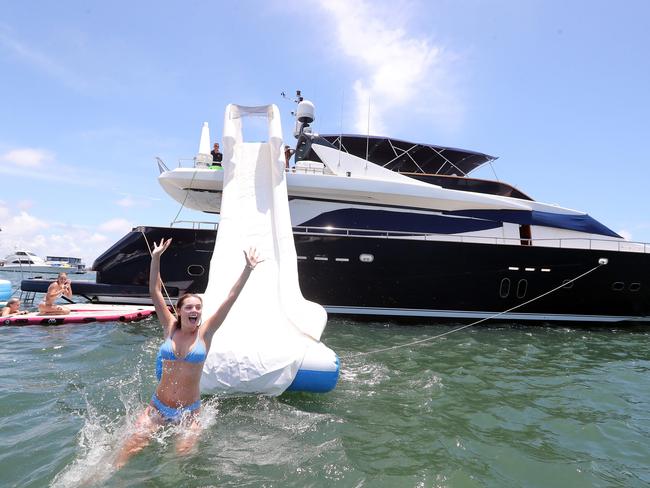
[0,318,649,487]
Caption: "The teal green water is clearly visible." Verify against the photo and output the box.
[1,275,649,487]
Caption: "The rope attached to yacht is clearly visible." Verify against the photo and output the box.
[170,165,201,226]
[139,229,178,317]
[347,259,608,358]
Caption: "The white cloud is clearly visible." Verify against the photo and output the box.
[0,145,104,185]
[88,233,109,244]
[116,196,137,207]
[98,218,133,234]
[318,0,464,135]
[115,195,153,208]
[0,148,53,168]
[0,207,131,265]
[0,24,90,92]
[5,210,50,232]
[17,199,35,210]
[0,203,9,221]
[617,229,632,241]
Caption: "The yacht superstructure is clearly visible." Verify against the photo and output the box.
[23,95,650,323]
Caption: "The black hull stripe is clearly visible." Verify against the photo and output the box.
[324,306,650,323]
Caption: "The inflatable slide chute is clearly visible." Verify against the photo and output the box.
[200,104,339,395]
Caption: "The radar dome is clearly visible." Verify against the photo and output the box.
[296,100,315,124]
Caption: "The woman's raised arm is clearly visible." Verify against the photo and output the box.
[149,238,176,336]
[202,247,262,342]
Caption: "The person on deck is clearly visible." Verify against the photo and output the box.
[2,297,28,316]
[115,237,261,468]
[210,142,223,167]
[284,144,295,169]
[38,272,72,315]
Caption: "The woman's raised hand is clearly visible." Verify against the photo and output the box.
[244,247,263,270]
[152,238,172,259]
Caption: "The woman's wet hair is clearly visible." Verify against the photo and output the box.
[6,297,20,307]
[173,293,202,329]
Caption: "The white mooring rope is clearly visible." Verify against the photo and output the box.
[348,260,607,358]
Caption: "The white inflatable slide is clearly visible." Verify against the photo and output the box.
[200,104,339,395]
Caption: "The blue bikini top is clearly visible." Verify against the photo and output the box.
[156,330,207,381]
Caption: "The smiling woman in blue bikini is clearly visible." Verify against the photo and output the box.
[116,237,261,468]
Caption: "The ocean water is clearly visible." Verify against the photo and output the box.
[1,274,649,487]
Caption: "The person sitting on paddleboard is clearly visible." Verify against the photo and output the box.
[115,237,261,468]
[38,272,72,315]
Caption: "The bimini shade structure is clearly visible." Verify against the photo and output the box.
[304,134,496,176]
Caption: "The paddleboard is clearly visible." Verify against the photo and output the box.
[1,303,156,326]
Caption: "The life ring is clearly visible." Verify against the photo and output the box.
[3,319,10,325]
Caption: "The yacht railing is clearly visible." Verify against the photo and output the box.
[159,219,649,253]
[156,157,169,174]
[292,225,650,254]
[170,220,219,230]
[167,156,331,175]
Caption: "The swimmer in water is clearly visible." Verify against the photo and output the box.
[2,297,28,316]
[115,237,261,468]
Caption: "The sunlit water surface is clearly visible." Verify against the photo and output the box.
[1,273,649,487]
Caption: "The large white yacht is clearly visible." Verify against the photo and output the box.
[22,96,650,323]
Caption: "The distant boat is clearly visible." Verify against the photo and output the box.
[0,251,86,275]
[46,255,87,273]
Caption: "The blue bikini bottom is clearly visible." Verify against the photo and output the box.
[151,393,201,423]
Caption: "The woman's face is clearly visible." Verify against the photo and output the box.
[179,297,202,329]
[8,301,20,311]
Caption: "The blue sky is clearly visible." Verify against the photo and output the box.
[1,0,649,265]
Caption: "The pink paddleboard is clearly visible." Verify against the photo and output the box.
[1,304,156,326]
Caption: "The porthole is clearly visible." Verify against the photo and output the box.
[187,265,205,277]
[611,282,625,292]
[629,282,641,292]
[499,278,511,298]
[562,279,574,289]
[359,254,374,263]
[516,279,528,299]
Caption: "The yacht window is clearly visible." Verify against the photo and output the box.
[516,279,528,298]
[519,225,532,246]
[562,279,574,289]
[611,282,625,292]
[359,254,374,263]
[629,282,641,292]
[499,278,511,298]
[187,265,205,277]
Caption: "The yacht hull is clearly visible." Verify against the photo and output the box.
[71,226,650,324]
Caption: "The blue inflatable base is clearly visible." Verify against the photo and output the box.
[286,356,340,393]
[0,280,12,303]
